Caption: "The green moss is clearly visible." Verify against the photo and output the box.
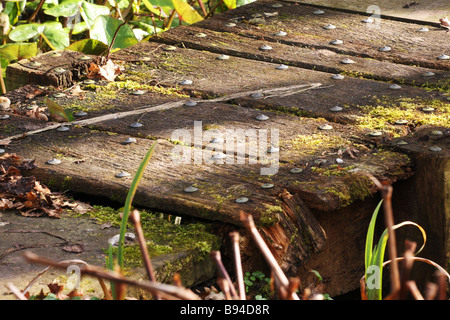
[353,96,450,136]
[259,204,283,227]
[284,132,351,155]
[84,206,221,269]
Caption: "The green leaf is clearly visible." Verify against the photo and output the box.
[80,1,110,28]
[44,0,81,18]
[222,0,236,9]
[171,0,203,24]
[42,21,70,50]
[46,98,74,122]
[65,21,88,35]
[66,38,109,55]
[4,1,23,26]
[8,23,45,42]
[117,141,158,269]
[365,200,383,272]
[0,42,38,61]
[90,15,138,51]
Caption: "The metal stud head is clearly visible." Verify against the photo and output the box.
[83,79,96,84]
[115,172,131,178]
[290,168,303,173]
[437,54,450,60]
[53,93,66,98]
[46,158,61,165]
[210,137,224,144]
[0,148,4,154]
[422,72,435,77]
[313,10,325,15]
[335,158,344,164]
[429,146,442,152]
[236,197,249,203]
[163,45,177,51]
[267,146,279,153]
[194,33,207,38]
[225,22,236,27]
[56,126,70,132]
[361,17,374,23]
[430,130,443,136]
[251,92,264,99]
[331,74,345,80]
[329,106,342,112]
[261,183,274,189]
[340,58,355,64]
[368,131,383,137]
[389,84,402,90]
[272,3,283,8]
[130,122,143,128]
[54,67,66,73]
[29,61,42,67]
[74,111,88,117]
[184,100,197,107]
[216,54,230,60]
[330,39,343,45]
[275,64,289,70]
[323,24,336,30]
[255,114,269,121]
[123,137,137,144]
[79,55,92,61]
[131,89,145,95]
[422,107,435,113]
[212,153,227,160]
[394,119,408,125]
[379,46,392,52]
[0,114,10,120]
[179,79,193,85]
[395,140,408,145]
[51,52,62,57]
[184,186,198,193]
[259,44,273,51]
[273,31,287,37]
[318,124,333,130]
[417,27,429,32]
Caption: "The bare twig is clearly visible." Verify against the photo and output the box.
[23,251,201,300]
[229,232,245,300]
[406,281,424,300]
[28,0,45,23]
[6,283,28,300]
[399,240,416,299]
[240,211,299,300]
[130,209,160,300]
[364,175,401,296]
[210,251,238,299]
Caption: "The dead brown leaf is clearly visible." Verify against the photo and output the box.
[440,17,450,29]
[87,60,121,81]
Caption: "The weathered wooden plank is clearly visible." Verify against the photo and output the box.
[290,0,450,23]
[5,126,328,270]
[187,0,450,71]
[5,51,96,91]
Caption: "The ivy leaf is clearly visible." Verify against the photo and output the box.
[66,38,109,55]
[90,15,138,51]
[8,23,45,42]
[222,0,236,9]
[42,21,70,50]
[80,1,110,28]
[0,42,38,61]
[171,0,203,24]
[44,0,81,18]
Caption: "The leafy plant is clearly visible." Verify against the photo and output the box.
[243,271,271,299]
[364,199,427,299]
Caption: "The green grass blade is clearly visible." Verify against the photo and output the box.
[117,141,157,270]
[365,200,383,273]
